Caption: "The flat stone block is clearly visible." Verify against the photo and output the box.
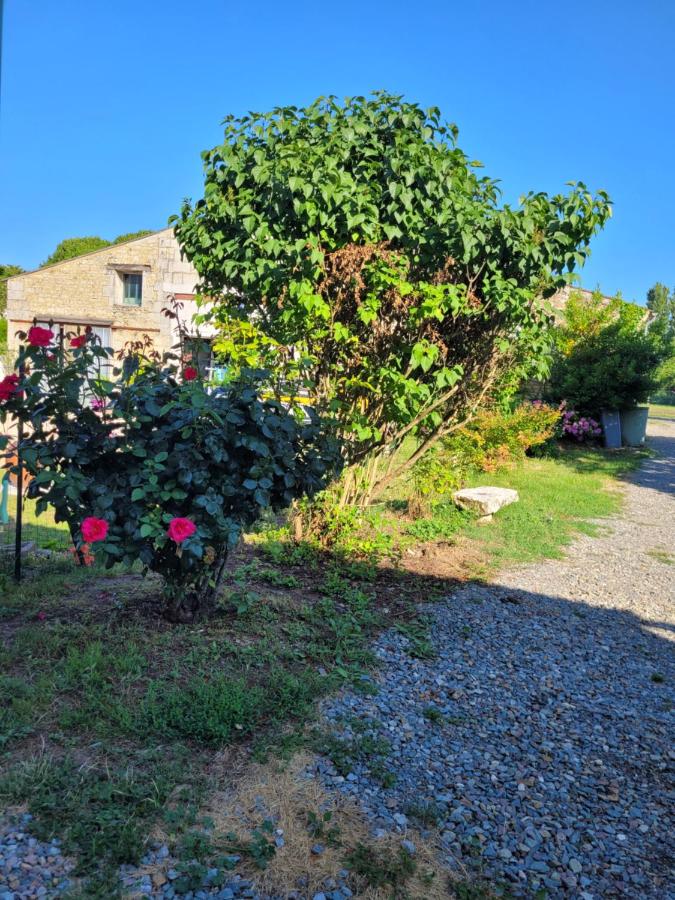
[453,486,519,516]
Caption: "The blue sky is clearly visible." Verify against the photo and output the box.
[1,0,674,302]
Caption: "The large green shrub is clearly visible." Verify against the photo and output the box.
[549,320,660,414]
[654,344,675,397]
[0,325,339,621]
[173,92,611,508]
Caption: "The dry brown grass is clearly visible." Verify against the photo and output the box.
[141,752,455,899]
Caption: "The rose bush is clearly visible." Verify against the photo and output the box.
[0,326,340,621]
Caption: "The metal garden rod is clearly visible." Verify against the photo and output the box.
[14,362,25,582]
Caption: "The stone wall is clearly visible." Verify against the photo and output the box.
[5,228,202,355]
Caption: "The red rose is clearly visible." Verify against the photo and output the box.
[183,366,198,381]
[167,517,197,543]
[27,325,54,347]
[0,374,19,401]
[70,334,86,349]
[81,516,109,543]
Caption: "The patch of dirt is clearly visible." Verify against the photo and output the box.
[396,537,487,581]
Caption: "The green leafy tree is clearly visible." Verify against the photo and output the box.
[173,92,611,506]
[1,265,24,352]
[0,263,24,314]
[42,236,111,266]
[112,229,154,244]
[41,230,154,267]
[654,348,675,395]
[646,281,675,351]
[556,288,624,354]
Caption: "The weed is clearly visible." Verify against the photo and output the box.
[646,548,674,566]
[223,820,276,869]
[394,617,437,659]
[422,705,444,724]
[0,754,185,876]
[178,829,214,861]
[221,587,261,616]
[406,503,469,542]
[257,568,300,588]
[346,841,418,894]
[403,799,446,827]
[312,726,394,787]
[306,809,341,847]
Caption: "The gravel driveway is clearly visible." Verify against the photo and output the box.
[321,420,675,898]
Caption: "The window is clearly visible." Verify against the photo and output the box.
[122,273,142,306]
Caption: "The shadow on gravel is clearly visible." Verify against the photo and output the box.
[319,575,675,898]
[633,433,675,495]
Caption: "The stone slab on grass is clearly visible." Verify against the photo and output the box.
[453,486,519,517]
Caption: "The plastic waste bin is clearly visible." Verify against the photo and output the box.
[601,410,622,449]
[621,406,649,446]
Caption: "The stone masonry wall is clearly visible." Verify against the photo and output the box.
[6,228,201,355]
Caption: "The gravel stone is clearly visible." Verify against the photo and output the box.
[0,815,75,898]
[317,421,675,898]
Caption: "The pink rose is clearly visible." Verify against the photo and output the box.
[27,325,54,347]
[81,516,109,543]
[167,517,197,543]
[0,374,19,401]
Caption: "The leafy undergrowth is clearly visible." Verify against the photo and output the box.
[0,447,643,895]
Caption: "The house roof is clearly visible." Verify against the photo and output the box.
[6,227,174,281]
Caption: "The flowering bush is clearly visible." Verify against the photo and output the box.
[409,402,561,512]
[559,406,602,442]
[0,326,340,621]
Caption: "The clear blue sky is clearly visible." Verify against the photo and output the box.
[1,0,674,302]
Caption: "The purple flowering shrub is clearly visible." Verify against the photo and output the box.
[559,404,602,442]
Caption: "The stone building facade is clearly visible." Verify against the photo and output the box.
[5,228,209,359]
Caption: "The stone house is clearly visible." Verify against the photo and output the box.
[5,228,213,367]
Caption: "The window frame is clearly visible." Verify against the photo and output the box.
[122,272,143,307]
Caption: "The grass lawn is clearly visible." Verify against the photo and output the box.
[0,495,71,565]
[649,402,675,420]
[459,447,645,571]
[0,445,646,897]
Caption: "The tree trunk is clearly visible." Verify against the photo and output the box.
[163,552,229,623]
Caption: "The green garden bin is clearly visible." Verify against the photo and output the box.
[621,406,649,446]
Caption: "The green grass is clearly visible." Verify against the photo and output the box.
[649,402,675,420]
[372,446,645,575]
[0,546,408,892]
[646,548,674,566]
[459,448,646,571]
[0,495,71,568]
